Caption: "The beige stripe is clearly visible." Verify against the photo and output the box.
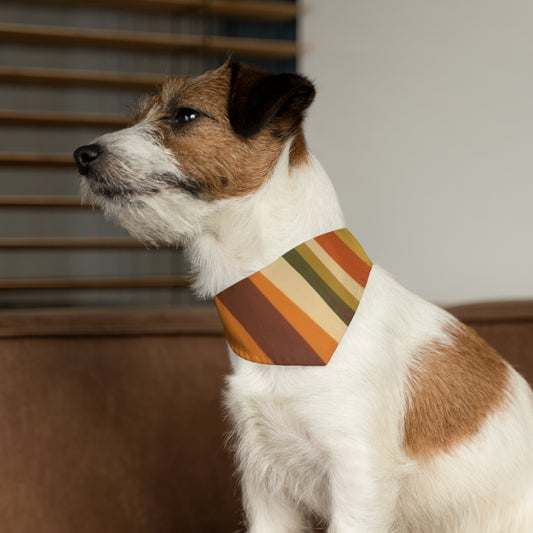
[306,239,365,301]
[296,243,358,311]
[261,257,346,342]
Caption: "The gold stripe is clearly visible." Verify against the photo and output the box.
[306,239,365,301]
[334,229,372,267]
[296,243,358,311]
[261,257,346,342]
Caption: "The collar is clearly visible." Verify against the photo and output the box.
[214,228,372,366]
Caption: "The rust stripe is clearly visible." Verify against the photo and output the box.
[334,228,372,267]
[305,239,365,302]
[315,232,372,287]
[216,277,325,366]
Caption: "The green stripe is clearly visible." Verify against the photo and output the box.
[282,248,356,325]
[296,243,358,312]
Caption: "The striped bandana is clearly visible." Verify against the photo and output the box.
[214,229,372,366]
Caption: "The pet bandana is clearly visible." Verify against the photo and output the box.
[214,229,372,366]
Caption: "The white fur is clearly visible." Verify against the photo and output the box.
[80,121,533,532]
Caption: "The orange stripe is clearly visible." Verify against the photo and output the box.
[214,297,274,365]
[334,229,372,267]
[249,271,338,364]
[315,232,372,287]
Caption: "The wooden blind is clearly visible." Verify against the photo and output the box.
[0,0,300,308]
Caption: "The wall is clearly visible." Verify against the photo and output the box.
[300,0,533,304]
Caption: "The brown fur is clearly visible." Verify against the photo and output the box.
[403,322,510,458]
[288,126,310,167]
[138,64,306,200]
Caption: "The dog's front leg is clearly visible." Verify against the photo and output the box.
[241,471,309,533]
[325,441,399,533]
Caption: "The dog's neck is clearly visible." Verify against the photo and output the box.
[186,144,345,299]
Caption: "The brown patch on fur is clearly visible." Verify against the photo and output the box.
[136,63,311,199]
[403,322,510,459]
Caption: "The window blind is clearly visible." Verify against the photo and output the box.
[0,0,300,308]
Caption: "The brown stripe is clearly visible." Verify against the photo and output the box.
[214,298,273,365]
[216,278,325,366]
[250,272,337,363]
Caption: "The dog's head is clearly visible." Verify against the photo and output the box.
[73,61,315,245]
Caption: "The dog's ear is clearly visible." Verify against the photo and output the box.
[228,62,315,139]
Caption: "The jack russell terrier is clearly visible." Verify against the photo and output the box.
[74,61,533,532]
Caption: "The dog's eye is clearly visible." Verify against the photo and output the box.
[173,108,201,124]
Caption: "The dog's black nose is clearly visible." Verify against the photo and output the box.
[73,144,101,175]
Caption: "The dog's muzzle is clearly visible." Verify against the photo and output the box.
[73,144,102,176]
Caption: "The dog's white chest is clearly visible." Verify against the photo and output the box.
[225,366,332,515]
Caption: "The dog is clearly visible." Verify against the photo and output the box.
[74,61,533,532]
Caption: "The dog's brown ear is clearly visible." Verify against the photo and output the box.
[228,62,315,139]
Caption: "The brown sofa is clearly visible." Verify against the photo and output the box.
[0,302,531,532]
